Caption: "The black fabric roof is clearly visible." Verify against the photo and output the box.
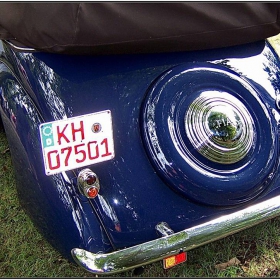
[0,3,280,55]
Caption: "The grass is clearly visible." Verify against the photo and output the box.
[2,112,280,278]
[0,124,94,278]
[2,35,280,277]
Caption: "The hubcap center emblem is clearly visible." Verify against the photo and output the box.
[207,105,242,147]
[185,91,254,164]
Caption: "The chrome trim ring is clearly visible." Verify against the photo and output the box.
[185,91,254,164]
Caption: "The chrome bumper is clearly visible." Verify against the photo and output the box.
[71,195,280,275]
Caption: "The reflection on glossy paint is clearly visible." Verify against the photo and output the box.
[210,43,280,100]
[146,103,169,171]
[16,53,69,121]
[263,45,280,99]
[98,195,121,232]
[52,172,84,240]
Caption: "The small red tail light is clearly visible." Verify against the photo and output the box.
[77,168,100,199]
[87,186,99,198]
[86,174,96,185]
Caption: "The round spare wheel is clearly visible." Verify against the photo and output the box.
[141,62,277,206]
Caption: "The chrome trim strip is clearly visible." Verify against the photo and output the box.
[72,195,280,275]
[4,40,36,52]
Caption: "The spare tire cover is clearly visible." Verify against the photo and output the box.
[141,62,277,206]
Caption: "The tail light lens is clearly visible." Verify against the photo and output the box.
[77,168,100,198]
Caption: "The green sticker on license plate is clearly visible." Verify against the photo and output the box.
[39,110,114,175]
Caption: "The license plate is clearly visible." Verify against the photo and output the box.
[39,110,114,175]
[163,252,187,269]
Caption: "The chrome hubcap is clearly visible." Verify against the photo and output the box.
[185,91,254,164]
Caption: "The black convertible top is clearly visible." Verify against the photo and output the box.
[0,3,280,55]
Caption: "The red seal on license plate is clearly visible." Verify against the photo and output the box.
[39,110,115,175]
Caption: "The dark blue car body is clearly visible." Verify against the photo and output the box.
[1,36,280,274]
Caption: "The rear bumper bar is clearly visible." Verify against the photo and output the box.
[71,195,280,275]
